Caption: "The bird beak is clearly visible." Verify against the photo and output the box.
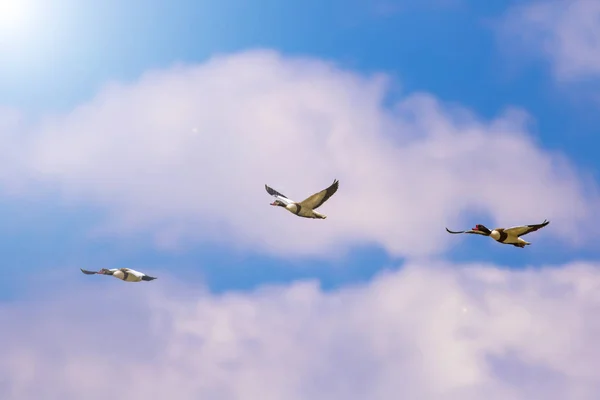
[270,202,277,206]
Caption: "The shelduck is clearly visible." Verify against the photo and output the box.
[445,219,550,248]
[265,179,339,219]
[80,267,157,282]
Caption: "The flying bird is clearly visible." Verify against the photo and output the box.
[265,179,339,219]
[445,220,550,248]
[80,267,157,282]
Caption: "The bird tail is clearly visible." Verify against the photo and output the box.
[141,275,157,281]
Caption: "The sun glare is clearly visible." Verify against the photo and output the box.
[0,0,29,34]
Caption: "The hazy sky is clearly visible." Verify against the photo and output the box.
[1,0,600,399]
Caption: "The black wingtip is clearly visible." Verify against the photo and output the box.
[328,179,339,195]
[141,275,157,281]
[80,268,97,275]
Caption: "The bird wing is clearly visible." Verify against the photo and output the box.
[265,184,296,205]
[131,269,146,277]
[298,179,339,210]
[80,268,97,275]
[265,184,289,200]
[445,227,488,236]
[503,220,550,237]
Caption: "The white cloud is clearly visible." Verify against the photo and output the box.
[0,49,597,258]
[500,0,600,81]
[1,261,600,399]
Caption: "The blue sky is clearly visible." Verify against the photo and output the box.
[1,0,599,298]
[3,1,600,398]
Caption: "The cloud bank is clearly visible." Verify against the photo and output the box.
[1,261,600,399]
[0,49,596,258]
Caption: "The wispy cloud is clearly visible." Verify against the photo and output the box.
[499,0,600,82]
[1,261,600,399]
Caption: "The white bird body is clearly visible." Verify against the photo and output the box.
[285,203,327,219]
[110,268,145,282]
[265,179,339,219]
[489,230,529,246]
[80,267,157,282]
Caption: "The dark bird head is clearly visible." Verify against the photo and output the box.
[270,199,286,207]
[98,268,113,275]
[473,224,492,235]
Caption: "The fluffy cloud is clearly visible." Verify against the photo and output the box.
[1,261,600,399]
[500,0,600,81]
[0,49,597,258]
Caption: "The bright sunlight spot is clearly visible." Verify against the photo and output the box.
[0,0,29,34]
